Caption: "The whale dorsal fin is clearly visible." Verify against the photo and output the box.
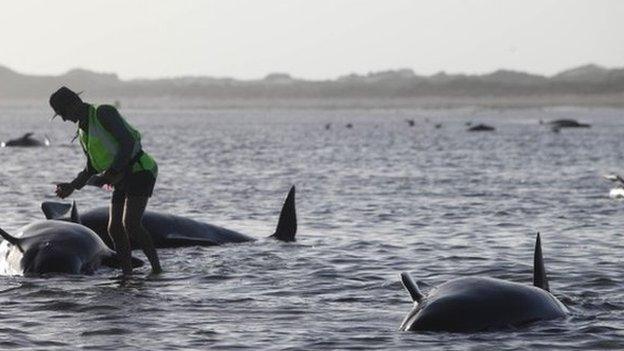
[70,201,81,224]
[270,185,297,242]
[41,201,81,223]
[41,201,72,220]
[533,232,550,292]
[0,228,23,252]
[400,272,424,303]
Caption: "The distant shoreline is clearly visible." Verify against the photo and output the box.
[2,63,624,109]
[2,94,623,110]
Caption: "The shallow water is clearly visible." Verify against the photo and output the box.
[0,105,623,350]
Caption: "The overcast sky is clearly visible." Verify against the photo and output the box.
[0,0,622,80]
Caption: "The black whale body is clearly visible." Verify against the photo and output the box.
[41,186,297,250]
[399,234,568,332]
[467,124,495,132]
[1,133,49,147]
[546,119,590,128]
[0,220,142,275]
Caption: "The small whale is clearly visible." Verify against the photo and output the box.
[546,119,590,129]
[1,133,50,147]
[41,186,297,249]
[467,124,495,132]
[406,119,415,127]
[0,221,143,275]
[399,233,568,332]
[325,123,331,130]
[346,123,353,129]
[434,123,442,129]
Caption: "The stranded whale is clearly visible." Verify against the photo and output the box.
[41,186,297,250]
[399,233,568,332]
[1,132,50,147]
[467,124,495,132]
[0,220,142,275]
[543,119,590,129]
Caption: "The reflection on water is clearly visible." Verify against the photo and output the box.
[0,106,623,349]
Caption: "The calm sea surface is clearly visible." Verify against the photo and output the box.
[0,105,623,350]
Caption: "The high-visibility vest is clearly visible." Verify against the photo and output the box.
[78,105,157,176]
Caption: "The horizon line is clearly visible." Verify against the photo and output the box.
[2,62,622,82]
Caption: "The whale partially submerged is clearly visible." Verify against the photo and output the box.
[544,119,590,129]
[467,124,495,132]
[41,186,297,250]
[0,221,143,275]
[1,132,50,147]
[399,234,568,332]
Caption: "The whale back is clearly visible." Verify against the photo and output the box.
[400,277,567,332]
[66,207,256,249]
[3,132,46,147]
[40,185,298,248]
[400,233,567,332]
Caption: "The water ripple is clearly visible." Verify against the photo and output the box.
[1,107,623,349]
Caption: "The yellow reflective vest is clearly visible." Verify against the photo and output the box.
[78,105,157,176]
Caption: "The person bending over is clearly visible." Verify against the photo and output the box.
[50,86,162,275]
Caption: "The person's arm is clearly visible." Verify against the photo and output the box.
[56,157,96,198]
[97,105,136,174]
[70,160,96,190]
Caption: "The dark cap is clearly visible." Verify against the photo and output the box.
[49,86,82,117]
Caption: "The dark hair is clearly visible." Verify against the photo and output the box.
[49,86,82,117]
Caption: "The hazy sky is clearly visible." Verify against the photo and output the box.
[0,0,622,80]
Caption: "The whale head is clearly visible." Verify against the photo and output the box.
[21,242,87,274]
[1,221,143,276]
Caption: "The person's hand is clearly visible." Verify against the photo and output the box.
[55,183,75,199]
[103,169,123,185]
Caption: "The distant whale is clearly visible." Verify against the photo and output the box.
[545,119,590,129]
[467,124,495,132]
[0,221,143,275]
[399,233,568,332]
[1,132,50,147]
[41,186,297,250]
